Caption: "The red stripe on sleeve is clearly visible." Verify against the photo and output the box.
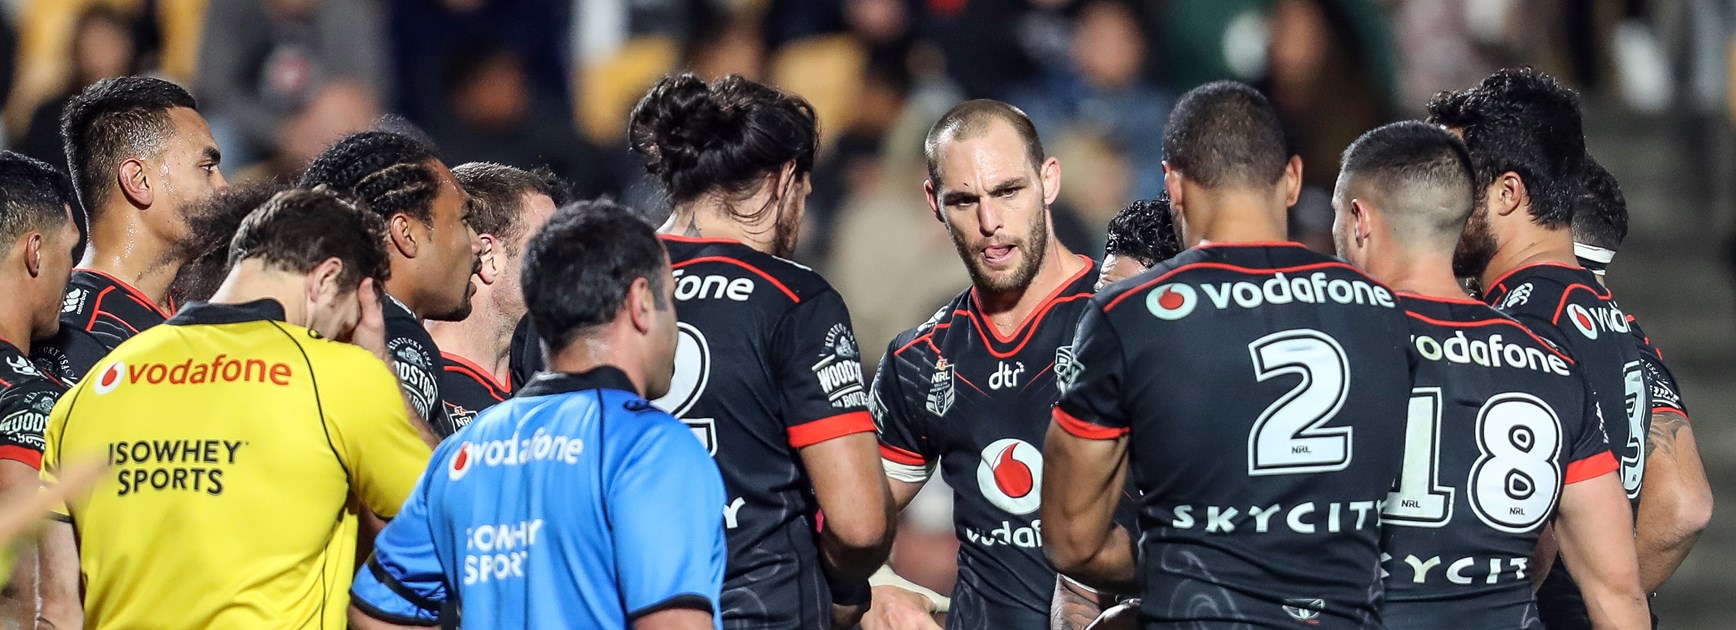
[788,411,876,448]
[1652,406,1688,420]
[1053,407,1128,441]
[879,443,925,466]
[0,445,42,470]
[1564,450,1618,485]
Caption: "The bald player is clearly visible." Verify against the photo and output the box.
[1333,121,1646,629]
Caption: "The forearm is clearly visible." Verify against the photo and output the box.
[1,550,35,630]
[36,522,79,629]
[1636,413,1712,591]
[806,435,895,586]
[1054,525,1137,594]
[1051,575,1113,630]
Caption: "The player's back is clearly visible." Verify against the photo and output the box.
[33,269,170,383]
[1381,295,1615,629]
[46,300,414,629]
[1065,243,1411,627]
[655,235,874,629]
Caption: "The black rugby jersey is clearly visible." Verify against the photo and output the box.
[437,352,509,432]
[872,256,1097,630]
[1628,317,1687,421]
[0,338,67,469]
[1380,295,1615,629]
[654,235,875,629]
[1055,242,1412,628]
[33,270,170,383]
[384,295,452,438]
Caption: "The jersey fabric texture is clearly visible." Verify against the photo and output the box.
[41,299,430,629]
[1380,295,1616,630]
[438,352,510,433]
[508,315,541,390]
[350,368,728,629]
[1055,242,1413,628]
[653,234,875,629]
[33,269,169,384]
[1483,263,1648,630]
[0,339,66,469]
[1628,317,1687,421]
[385,294,454,438]
[872,256,1099,630]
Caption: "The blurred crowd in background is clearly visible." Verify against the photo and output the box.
[0,0,1730,601]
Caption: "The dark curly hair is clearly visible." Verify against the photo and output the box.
[522,199,667,350]
[299,130,442,225]
[628,74,818,212]
[1162,81,1288,189]
[61,76,198,220]
[168,180,289,303]
[229,188,391,291]
[1105,191,1182,268]
[1425,67,1586,229]
[1572,156,1627,253]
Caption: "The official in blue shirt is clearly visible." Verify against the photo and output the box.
[349,200,727,630]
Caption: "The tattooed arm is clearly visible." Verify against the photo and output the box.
[1635,409,1712,591]
[1051,576,1129,630]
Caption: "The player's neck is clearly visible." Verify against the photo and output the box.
[546,329,651,398]
[0,283,37,353]
[1190,191,1288,244]
[1478,228,1577,290]
[975,238,1085,332]
[425,309,514,385]
[661,202,779,255]
[208,264,307,325]
[80,219,178,309]
[1373,248,1471,301]
[382,262,429,319]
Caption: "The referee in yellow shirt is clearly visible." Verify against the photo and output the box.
[37,188,432,629]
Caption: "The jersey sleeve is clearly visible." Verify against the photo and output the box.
[870,344,936,483]
[0,379,60,469]
[321,347,433,518]
[1563,371,1618,485]
[386,321,446,434]
[31,326,109,384]
[1639,351,1687,419]
[1052,302,1131,440]
[351,457,446,626]
[771,291,875,448]
[609,413,728,621]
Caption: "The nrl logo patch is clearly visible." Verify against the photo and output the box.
[926,358,955,417]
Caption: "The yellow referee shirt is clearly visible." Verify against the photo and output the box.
[41,299,431,629]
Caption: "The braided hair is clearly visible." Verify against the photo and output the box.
[300,130,442,225]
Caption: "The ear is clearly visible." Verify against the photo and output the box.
[774,162,798,200]
[1162,162,1185,221]
[117,159,152,208]
[625,276,655,334]
[1349,199,1371,245]
[1039,156,1061,208]
[306,258,346,303]
[1281,156,1304,207]
[475,234,500,285]
[22,232,43,278]
[1492,172,1526,218]
[923,179,943,224]
[388,213,419,258]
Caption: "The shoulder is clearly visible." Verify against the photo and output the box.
[885,291,970,359]
[279,325,400,388]
[663,236,837,304]
[1487,264,1589,311]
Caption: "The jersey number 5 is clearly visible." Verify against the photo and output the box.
[1246,330,1352,476]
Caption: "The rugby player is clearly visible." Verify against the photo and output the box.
[426,163,561,428]
[302,130,481,441]
[350,200,726,629]
[0,153,80,627]
[37,188,431,628]
[1096,192,1184,291]
[35,76,228,383]
[167,181,288,304]
[1429,68,1649,628]
[629,73,891,628]
[1572,158,1712,599]
[1043,81,1412,627]
[865,99,1106,630]
[1333,121,1647,628]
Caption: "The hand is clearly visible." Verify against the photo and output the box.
[860,585,941,630]
[1085,599,1140,630]
[350,278,390,364]
[833,602,869,629]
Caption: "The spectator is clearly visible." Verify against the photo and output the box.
[195,0,386,170]
[386,0,571,131]
[17,6,137,167]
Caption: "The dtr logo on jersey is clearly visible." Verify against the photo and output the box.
[1566,304,1599,339]
[926,358,955,416]
[1146,284,1197,320]
[92,361,125,395]
[448,443,475,480]
[977,438,1043,515]
[989,361,1025,390]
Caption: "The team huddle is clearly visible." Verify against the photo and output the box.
[0,63,1709,630]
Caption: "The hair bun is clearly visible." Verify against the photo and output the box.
[630,74,733,177]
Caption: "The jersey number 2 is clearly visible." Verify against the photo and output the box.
[653,322,717,455]
[1246,330,1352,476]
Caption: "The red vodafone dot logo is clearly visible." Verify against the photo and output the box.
[976,438,1043,515]
[93,362,125,395]
[448,443,474,481]
[1146,283,1197,320]
[1566,303,1599,340]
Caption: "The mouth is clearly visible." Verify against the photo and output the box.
[981,243,1017,268]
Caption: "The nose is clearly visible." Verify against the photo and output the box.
[211,167,230,192]
[976,197,1005,237]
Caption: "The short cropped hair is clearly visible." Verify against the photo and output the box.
[451,163,568,254]
[0,151,74,246]
[1572,156,1627,252]
[1105,191,1182,268]
[300,130,442,225]
[61,76,198,218]
[522,200,669,351]
[228,188,391,291]
[924,99,1045,185]
[1425,67,1586,229]
[1339,121,1477,244]
[1162,81,1288,189]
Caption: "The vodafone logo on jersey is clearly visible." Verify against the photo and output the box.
[449,443,475,480]
[93,362,126,395]
[1146,284,1197,320]
[1566,304,1599,339]
[1564,302,1630,340]
[977,438,1043,515]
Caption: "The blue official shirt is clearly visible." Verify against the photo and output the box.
[351,367,728,628]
